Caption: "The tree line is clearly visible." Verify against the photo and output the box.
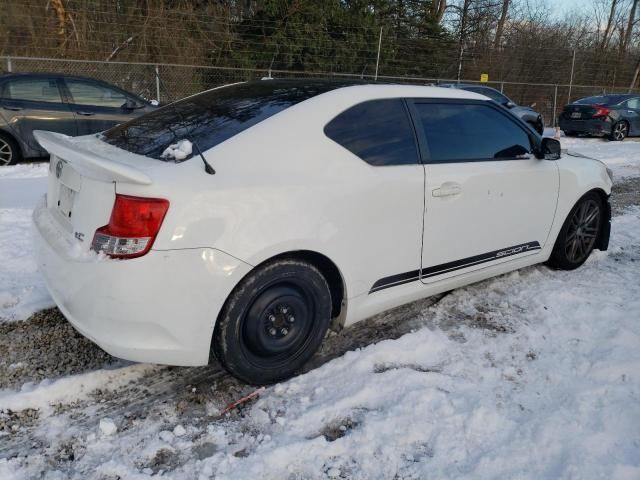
[1,0,640,91]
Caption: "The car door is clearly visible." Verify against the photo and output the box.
[620,97,640,134]
[62,78,142,135]
[408,99,559,284]
[0,76,77,155]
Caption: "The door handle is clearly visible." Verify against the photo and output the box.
[75,111,95,116]
[432,182,462,197]
[2,106,23,111]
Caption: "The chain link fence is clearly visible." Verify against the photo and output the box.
[0,56,629,127]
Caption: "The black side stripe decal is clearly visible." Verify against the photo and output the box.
[369,241,541,294]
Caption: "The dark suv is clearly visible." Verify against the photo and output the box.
[440,83,545,135]
[0,73,156,166]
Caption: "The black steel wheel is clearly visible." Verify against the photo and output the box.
[213,259,332,385]
[609,121,628,141]
[547,192,603,270]
[0,132,20,166]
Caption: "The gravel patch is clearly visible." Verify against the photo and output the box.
[611,175,640,214]
[0,308,115,390]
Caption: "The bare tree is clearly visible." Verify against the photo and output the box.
[494,0,510,49]
[621,0,639,54]
[600,0,620,50]
[430,0,447,23]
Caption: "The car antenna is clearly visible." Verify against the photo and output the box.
[193,140,215,175]
[154,69,215,175]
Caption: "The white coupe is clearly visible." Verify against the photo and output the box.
[32,80,613,384]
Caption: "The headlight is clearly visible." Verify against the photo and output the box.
[606,167,614,183]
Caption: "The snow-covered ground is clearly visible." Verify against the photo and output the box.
[0,136,639,479]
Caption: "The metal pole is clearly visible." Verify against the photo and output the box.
[374,27,383,81]
[155,65,160,103]
[567,49,576,103]
[553,84,558,127]
[6,57,12,72]
[457,47,464,82]
[500,82,504,93]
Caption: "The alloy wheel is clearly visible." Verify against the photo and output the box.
[613,122,628,141]
[564,199,601,263]
[0,137,13,166]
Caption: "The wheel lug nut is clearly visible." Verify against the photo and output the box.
[268,327,277,336]
[280,327,288,335]
[269,315,276,322]
[288,316,295,323]
[281,307,288,314]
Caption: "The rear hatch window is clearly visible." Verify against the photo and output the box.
[101,80,355,161]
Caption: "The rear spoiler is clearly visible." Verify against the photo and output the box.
[33,131,152,185]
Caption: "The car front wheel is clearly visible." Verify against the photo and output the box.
[547,192,603,270]
[0,133,20,166]
[609,121,628,141]
[212,258,332,385]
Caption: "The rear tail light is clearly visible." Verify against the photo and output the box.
[91,194,169,259]
[592,105,610,118]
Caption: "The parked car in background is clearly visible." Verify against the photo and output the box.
[0,73,156,166]
[440,83,545,134]
[559,94,640,141]
[33,80,612,385]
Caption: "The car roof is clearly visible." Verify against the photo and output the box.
[439,83,500,91]
[227,78,488,100]
[574,94,636,105]
[0,72,122,85]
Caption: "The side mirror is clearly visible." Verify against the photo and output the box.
[504,101,516,108]
[539,137,561,160]
[123,98,138,110]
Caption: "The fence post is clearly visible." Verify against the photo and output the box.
[500,82,504,93]
[567,49,576,104]
[155,65,160,103]
[6,57,12,72]
[552,84,558,127]
[374,27,383,81]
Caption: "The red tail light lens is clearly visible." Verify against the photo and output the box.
[593,105,610,118]
[91,194,169,259]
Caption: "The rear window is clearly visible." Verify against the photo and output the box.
[575,95,627,105]
[102,80,353,161]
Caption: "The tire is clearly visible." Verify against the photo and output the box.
[0,132,21,166]
[609,120,628,141]
[564,130,577,137]
[212,259,332,385]
[547,192,603,270]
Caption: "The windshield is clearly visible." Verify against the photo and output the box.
[102,79,355,161]
[463,86,510,104]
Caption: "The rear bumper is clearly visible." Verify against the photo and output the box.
[559,117,612,136]
[32,198,252,366]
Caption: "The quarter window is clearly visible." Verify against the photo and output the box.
[412,102,532,163]
[324,99,419,166]
[1,78,62,103]
[66,80,128,108]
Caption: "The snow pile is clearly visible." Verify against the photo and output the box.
[99,418,117,436]
[161,139,192,161]
[1,208,638,479]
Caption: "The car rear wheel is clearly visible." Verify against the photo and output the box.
[547,192,603,270]
[609,121,628,141]
[212,259,332,385]
[0,132,20,166]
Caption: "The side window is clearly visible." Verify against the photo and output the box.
[66,80,128,108]
[324,99,419,166]
[625,98,640,109]
[1,78,62,103]
[412,102,532,163]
